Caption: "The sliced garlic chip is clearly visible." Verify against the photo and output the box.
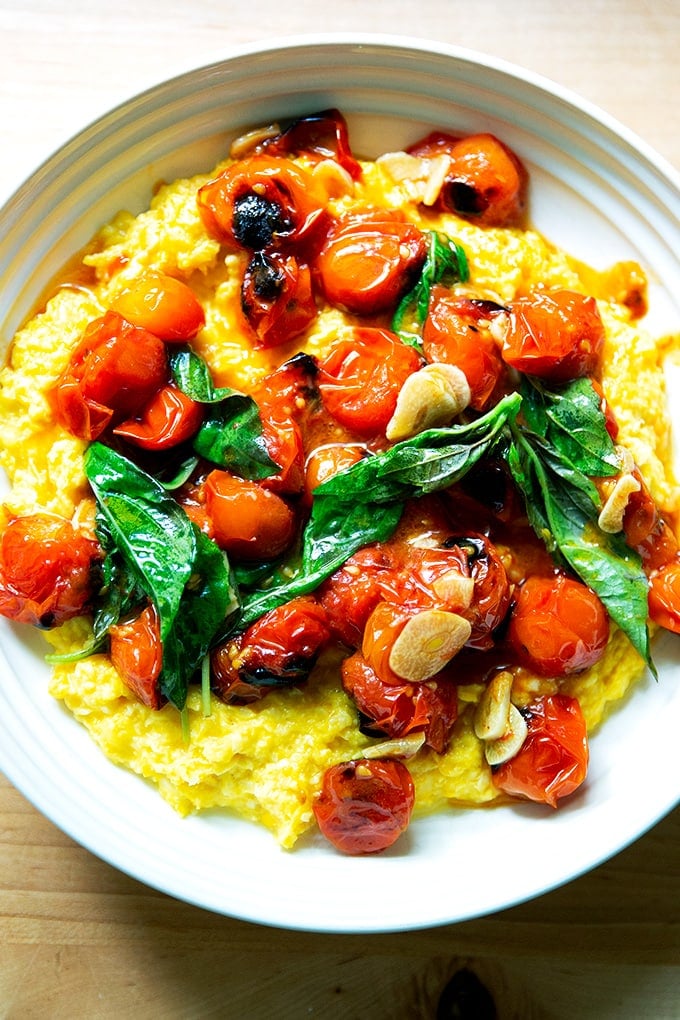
[388,609,472,682]
[386,363,471,442]
[473,670,514,742]
[361,732,427,760]
[598,472,641,534]
[484,704,528,767]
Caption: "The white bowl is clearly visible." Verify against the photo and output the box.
[1,35,679,933]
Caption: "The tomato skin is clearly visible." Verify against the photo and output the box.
[241,252,317,348]
[113,384,203,450]
[450,535,511,651]
[0,514,100,627]
[313,757,415,855]
[316,209,426,314]
[109,603,163,710]
[204,470,296,561]
[648,557,680,633]
[491,694,589,808]
[501,290,605,382]
[197,155,329,254]
[318,327,422,437]
[342,651,458,753]
[110,273,205,341]
[210,596,330,702]
[422,287,506,409]
[361,600,413,685]
[50,311,168,440]
[507,573,610,676]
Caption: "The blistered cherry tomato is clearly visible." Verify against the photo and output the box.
[241,252,317,348]
[259,413,306,495]
[109,603,163,710]
[0,513,100,627]
[197,155,329,254]
[319,546,395,648]
[492,694,589,808]
[210,596,330,703]
[257,109,362,180]
[342,651,458,753]
[304,443,365,504]
[113,384,203,450]
[423,287,506,409]
[316,209,426,315]
[318,327,421,437]
[501,290,605,382]
[50,311,168,440]
[313,757,415,854]
[507,573,609,676]
[449,535,511,650]
[636,518,679,572]
[204,470,296,561]
[648,557,680,633]
[110,273,205,341]
[361,601,413,685]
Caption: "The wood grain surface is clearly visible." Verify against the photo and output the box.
[1,2,679,1017]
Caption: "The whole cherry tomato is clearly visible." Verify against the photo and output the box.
[109,603,163,710]
[313,757,415,854]
[110,273,205,342]
[500,289,605,382]
[210,595,330,703]
[50,311,168,440]
[648,556,680,633]
[507,573,609,676]
[491,694,589,808]
[422,287,506,409]
[409,131,527,227]
[197,155,329,254]
[319,546,395,648]
[316,209,426,315]
[0,513,100,627]
[113,384,203,450]
[257,109,362,180]
[204,470,296,561]
[241,252,317,348]
[342,650,458,753]
[318,327,422,437]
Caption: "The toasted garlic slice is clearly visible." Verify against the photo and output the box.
[376,152,449,206]
[361,732,426,760]
[311,158,355,198]
[386,363,471,442]
[432,570,475,609]
[389,609,471,682]
[229,123,281,159]
[484,704,528,767]
[598,471,641,534]
[473,670,514,742]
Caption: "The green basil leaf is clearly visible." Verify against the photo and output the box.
[392,230,469,344]
[169,346,242,404]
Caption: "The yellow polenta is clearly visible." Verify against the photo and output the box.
[0,152,676,849]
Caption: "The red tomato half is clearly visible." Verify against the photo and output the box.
[507,573,609,676]
[113,384,203,450]
[316,209,426,315]
[318,327,421,437]
[0,513,99,627]
[111,273,205,342]
[492,694,589,808]
[313,757,415,854]
[501,289,605,382]
[109,603,163,710]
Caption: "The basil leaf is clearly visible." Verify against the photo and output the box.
[520,376,620,478]
[508,427,652,669]
[392,230,469,346]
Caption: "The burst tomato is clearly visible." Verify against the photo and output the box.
[313,757,415,854]
[256,109,362,180]
[110,273,205,341]
[491,694,589,807]
[319,546,395,648]
[113,384,203,450]
[304,443,365,504]
[648,557,680,633]
[109,603,163,710]
[241,252,317,347]
[204,470,296,561]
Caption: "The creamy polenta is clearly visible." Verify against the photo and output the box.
[0,116,677,850]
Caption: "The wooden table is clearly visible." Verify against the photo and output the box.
[1,2,678,1016]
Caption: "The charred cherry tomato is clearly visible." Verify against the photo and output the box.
[316,209,426,315]
[304,443,365,504]
[648,557,680,633]
[241,251,317,347]
[110,273,205,341]
[636,518,679,572]
[313,757,415,855]
[0,513,100,628]
[197,155,329,254]
[319,546,395,648]
[210,596,330,703]
[252,352,319,424]
[500,290,605,382]
[318,327,422,438]
[423,287,506,409]
[409,131,527,227]
[507,573,609,676]
[50,311,168,440]
[259,412,306,495]
[444,535,511,650]
[492,694,589,808]
[113,384,203,450]
[109,603,163,710]
[204,470,296,561]
[342,651,458,753]
[257,109,362,180]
